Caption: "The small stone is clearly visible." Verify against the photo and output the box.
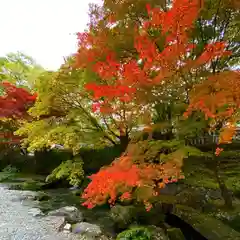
[64,206,77,212]
[64,223,72,231]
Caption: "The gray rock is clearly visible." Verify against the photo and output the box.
[48,206,83,223]
[44,215,66,231]
[207,189,222,200]
[34,192,51,201]
[72,222,102,237]
[12,194,36,202]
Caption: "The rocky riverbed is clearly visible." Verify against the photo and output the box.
[0,184,110,240]
[0,184,80,240]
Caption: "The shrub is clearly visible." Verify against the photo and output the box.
[0,165,19,182]
[46,157,84,187]
[116,227,152,240]
[2,165,19,174]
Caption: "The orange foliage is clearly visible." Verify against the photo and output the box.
[185,71,240,146]
[82,155,184,210]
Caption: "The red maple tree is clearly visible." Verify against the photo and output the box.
[0,82,37,144]
[0,82,37,119]
[74,0,234,209]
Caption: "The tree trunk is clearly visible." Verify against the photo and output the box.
[119,134,130,151]
[214,158,233,209]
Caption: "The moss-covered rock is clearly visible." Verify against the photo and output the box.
[9,180,44,191]
[175,187,208,211]
[167,228,185,240]
[134,203,166,226]
[173,205,240,240]
[34,192,51,201]
[110,205,136,230]
[21,180,44,191]
[110,203,166,230]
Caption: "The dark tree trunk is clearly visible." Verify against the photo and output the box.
[119,134,130,151]
[214,158,233,209]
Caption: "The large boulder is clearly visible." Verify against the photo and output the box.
[110,203,165,230]
[44,215,66,231]
[72,222,102,237]
[175,187,207,211]
[48,206,83,223]
[110,205,136,230]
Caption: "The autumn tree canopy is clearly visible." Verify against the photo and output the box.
[74,0,239,209]
[2,0,238,211]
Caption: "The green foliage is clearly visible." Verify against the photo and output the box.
[80,145,123,174]
[116,227,152,240]
[0,165,19,182]
[176,112,209,139]
[46,157,84,187]
[2,165,19,174]
[0,52,44,90]
[16,119,103,154]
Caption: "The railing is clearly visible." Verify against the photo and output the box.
[185,134,240,146]
[185,135,219,146]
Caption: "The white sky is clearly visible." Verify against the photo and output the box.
[0,0,99,70]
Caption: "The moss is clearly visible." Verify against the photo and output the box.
[167,228,185,240]
[0,173,17,182]
[173,205,240,240]
[226,215,240,232]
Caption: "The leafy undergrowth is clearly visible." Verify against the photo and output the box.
[116,227,152,240]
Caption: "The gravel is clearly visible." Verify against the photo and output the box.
[0,185,78,240]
